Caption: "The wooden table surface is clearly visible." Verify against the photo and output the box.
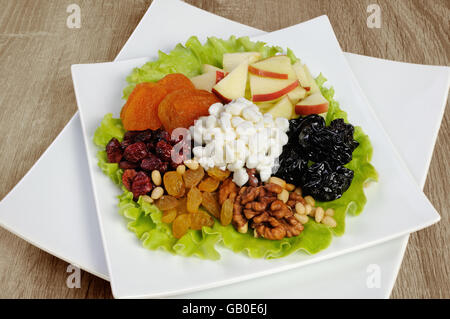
[0,0,448,299]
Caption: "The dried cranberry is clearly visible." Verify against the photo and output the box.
[158,161,169,173]
[119,161,139,170]
[131,171,153,199]
[135,130,153,143]
[141,155,163,172]
[124,142,148,163]
[106,138,123,163]
[156,140,173,162]
[146,142,155,152]
[122,169,137,191]
[152,129,170,143]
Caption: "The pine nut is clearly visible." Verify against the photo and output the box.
[294,213,309,224]
[184,159,199,170]
[305,204,313,216]
[254,230,259,238]
[268,176,286,189]
[322,216,337,228]
[277,189,289,203]
[315,207,325,223]
[294,187,302,195]
[285,183,295,191]
[141,195,154,204]
[151,170,162,186]
[304,195,315,207]
[176,164,186,175]
[295,202,306,215]
[325,208,335,217]
[151,186,164,200]
[238,222,248,234]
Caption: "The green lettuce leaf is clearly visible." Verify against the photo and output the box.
[94,37,377,260]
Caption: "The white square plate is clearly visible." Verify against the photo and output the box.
[72,14,440,298]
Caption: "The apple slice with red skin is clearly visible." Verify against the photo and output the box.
[190,72,217,92]
[252,81,299,102]
[248,65,288,79]
[295,92,329,115]
[212,60,249,103]
[202,64,226,82]
[222,52,261,72]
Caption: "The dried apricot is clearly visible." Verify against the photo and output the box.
[122,82,168,131]
[190,210,214,230]
[163,171,185,198]
[220,198,233,226]
[183,166,205,189]
[158,88,220,133]
[207,167,231,181]
[161,209,177,224]
[198,177,220,192]
[187,187,202,213]
[201,192,220,219]
[157,73,195,94]
[155,195,178,211]
[172,214,191,239]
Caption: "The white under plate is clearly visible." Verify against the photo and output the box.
[72,13,441,298]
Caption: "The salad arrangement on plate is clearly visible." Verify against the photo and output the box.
[94,36,377,260]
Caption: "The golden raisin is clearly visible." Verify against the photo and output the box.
[201,192,220,219]
[220,198,233,226]
[198,177,220,192]
[187,186,202,213]
[176,197,189,215]
[163,171,185,198]
[183,166,205,189]
[172,214,191,239]
[155,195,178,211]
[161,209,177,224]
[190,209,214,230]
[207,167,231,181]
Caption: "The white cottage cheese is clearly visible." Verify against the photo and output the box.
[189,98,289,186]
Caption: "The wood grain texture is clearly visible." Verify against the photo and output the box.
[0,0,448,299]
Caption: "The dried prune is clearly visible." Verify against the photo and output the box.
[122,169,137,191]
[124,142,148,163]
[274,147,308,184]
[275,115,359,201]
[297,116,359,166]
[106,138,123,163]
[301,162,354,201]
[131,171,152,199]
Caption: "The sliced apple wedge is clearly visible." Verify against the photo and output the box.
[202,64,223,73]
[267,96,294,119]
[249,73,299,102]
[287,86,307,104]
[223,52,261,72]
[303,65,320,94]
[249,55,297,80]
[295,92,329,115]
[255,101,275,113]
[212,60,249,103]
[190,71,217,92]
[292,61,311,90]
